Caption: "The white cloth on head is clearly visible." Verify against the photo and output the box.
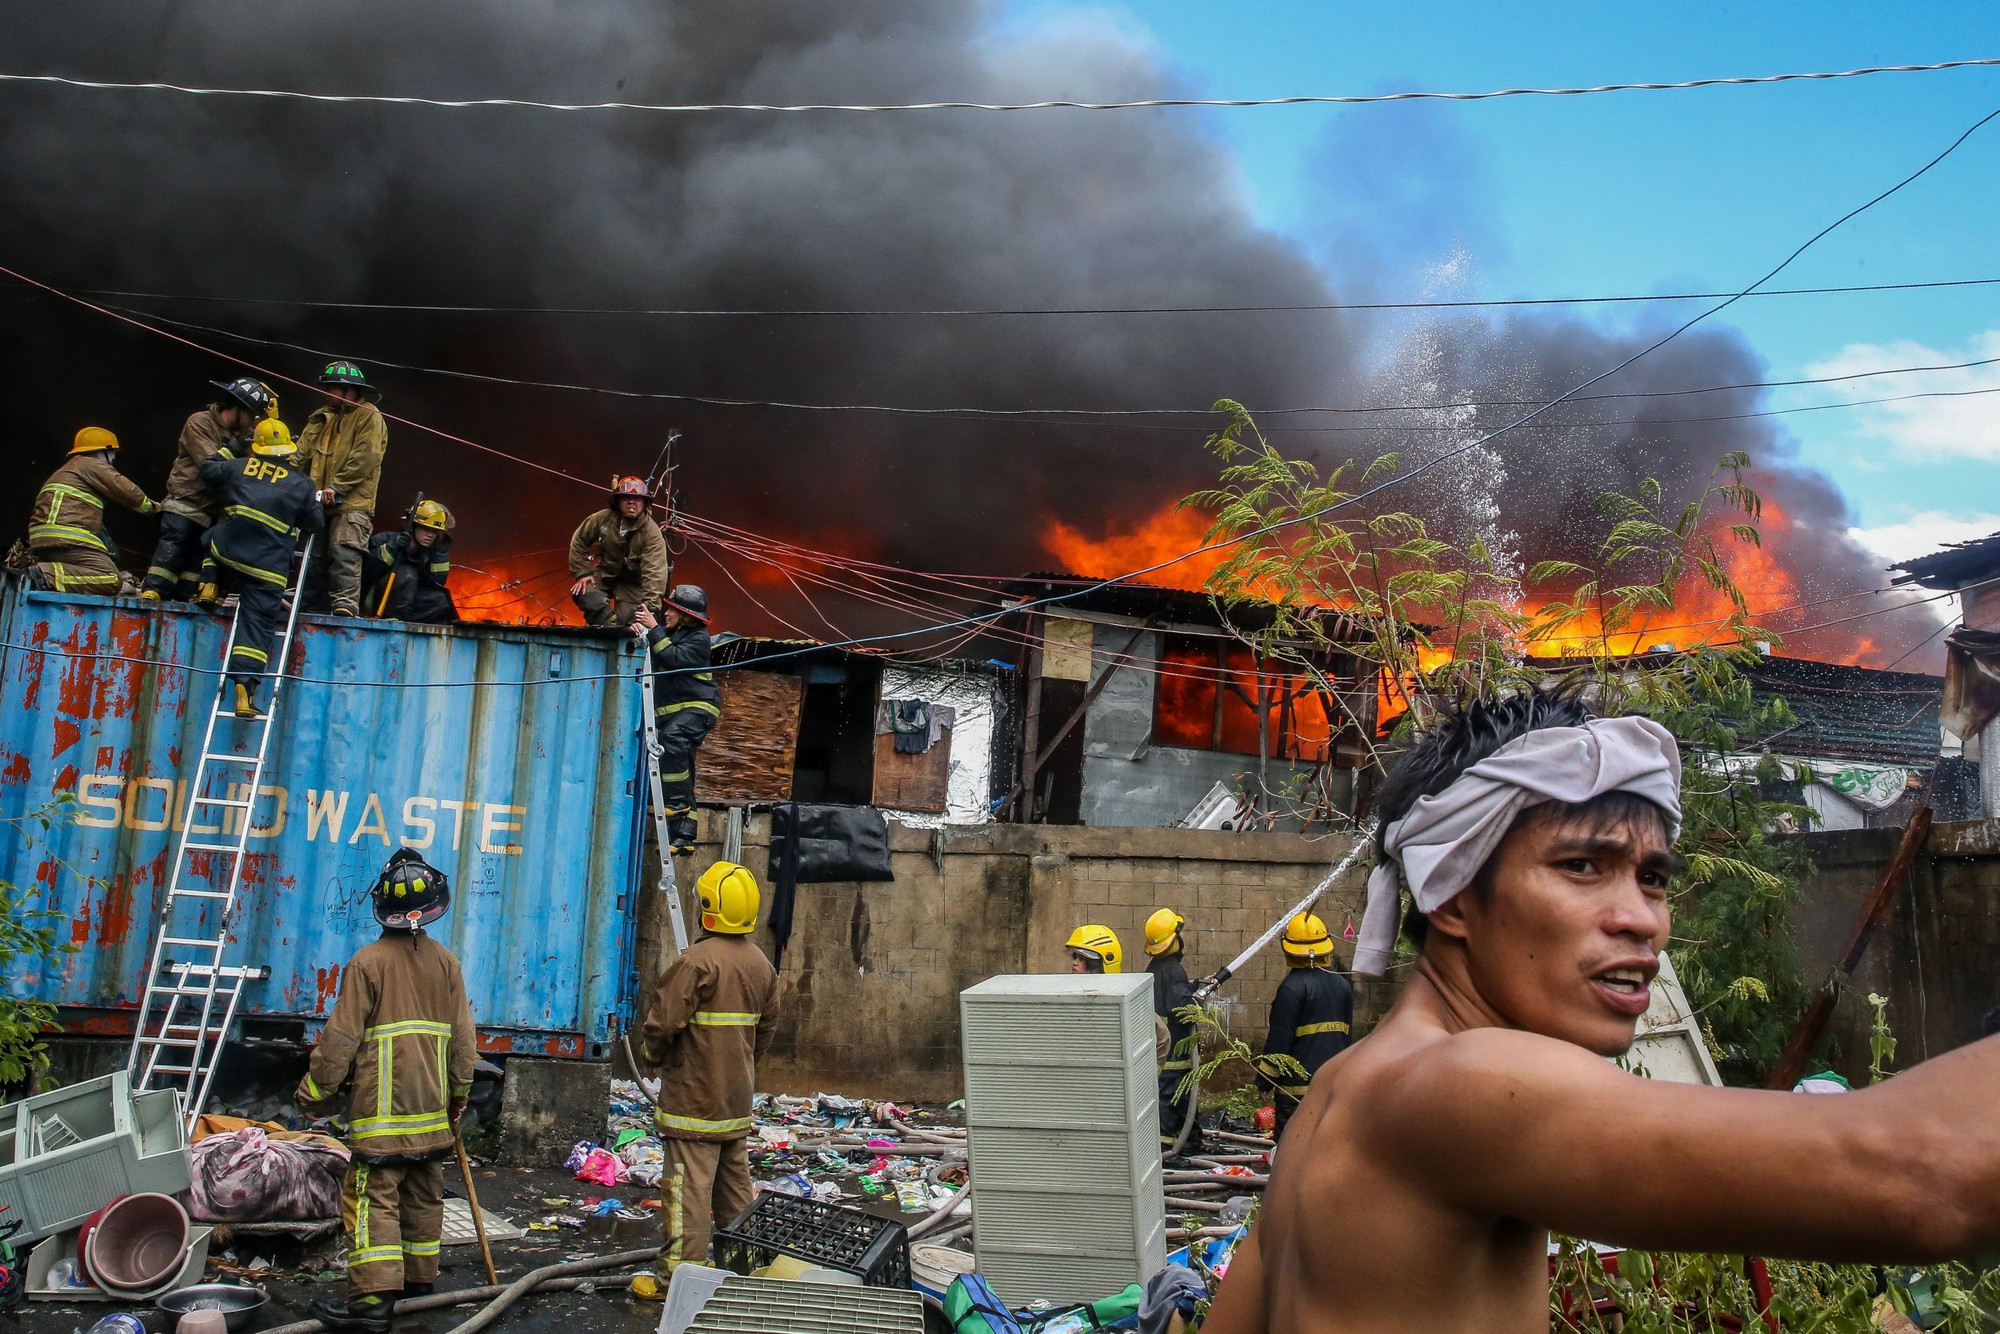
[1353,715,1682,977]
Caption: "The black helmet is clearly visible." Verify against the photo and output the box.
[372,848,450,932]
[667,585,709,622]
[211,377,277,418]
[319,360,380,400]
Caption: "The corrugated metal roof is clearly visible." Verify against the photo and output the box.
[1743,655,1942,768]
[1891,531,2000,588]
[0,577,646,1058]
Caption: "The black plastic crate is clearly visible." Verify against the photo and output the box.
[714,1193,911,1289]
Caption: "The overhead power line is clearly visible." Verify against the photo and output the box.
[99,298,2000,420]
[72,274,2000,318]
[0,59,1993,113]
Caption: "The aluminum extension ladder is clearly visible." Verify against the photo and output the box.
[638,657,692,957]
[126,537,314,1129]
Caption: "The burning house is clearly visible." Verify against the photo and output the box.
[990,577,1378,831]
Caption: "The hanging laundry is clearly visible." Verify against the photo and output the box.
[892,699,933,754]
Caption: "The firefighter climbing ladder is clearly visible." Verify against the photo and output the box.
[126,538,314,1129]
[639,661,693,956]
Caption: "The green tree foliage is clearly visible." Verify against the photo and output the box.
[1,799,81,1088]
[1181,402,1816,1084]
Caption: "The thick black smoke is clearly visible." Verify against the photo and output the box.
[0,2,1941,666]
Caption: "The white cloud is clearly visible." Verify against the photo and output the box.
[1807,331,2000,461]
[1848,510,2000,565]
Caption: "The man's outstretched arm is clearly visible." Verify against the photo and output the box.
[1367,1027,2000,1262]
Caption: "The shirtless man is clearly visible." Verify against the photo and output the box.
[1205,690,2000,1333]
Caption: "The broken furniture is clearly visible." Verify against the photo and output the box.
[0,1070,190,1244]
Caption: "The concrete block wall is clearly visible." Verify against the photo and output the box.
[636,815,1370,1101]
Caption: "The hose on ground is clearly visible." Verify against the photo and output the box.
[906,1180,972,1240]
[256,1252,654,1334]
[444,1249,660,1334]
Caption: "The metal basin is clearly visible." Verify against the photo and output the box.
[156,1282,270,1333]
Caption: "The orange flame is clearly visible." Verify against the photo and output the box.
[1040,498,1877,672]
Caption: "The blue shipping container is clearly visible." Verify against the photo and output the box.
[0,579,647,1058]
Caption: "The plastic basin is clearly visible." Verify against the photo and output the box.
[83,1192,190,1293]
[156,1283,271,1334]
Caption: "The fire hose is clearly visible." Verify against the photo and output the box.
[1169,829,1377,1156]
[259,1251,657,1334]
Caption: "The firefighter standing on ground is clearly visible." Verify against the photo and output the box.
[634,585,718,855]
[142,378,275,602]
[1254,912,1353,1137]
[297,850,475,1334]
[298,360,388,617]
[631,862,782,1300]
[25,428,157,594]
[197,420,323,718]
[362,499,458,624]
[567,475,668,628]
[1144,908,1198,1151]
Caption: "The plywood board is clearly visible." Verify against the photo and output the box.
[698,669,805,805]
[871,726,953,813]
[1042,617,1095,682]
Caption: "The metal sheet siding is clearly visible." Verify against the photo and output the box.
[0,582,646,1057]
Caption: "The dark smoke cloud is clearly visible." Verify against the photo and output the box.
[0,2,1942,667]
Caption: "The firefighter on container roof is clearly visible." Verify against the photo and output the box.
[1144,907,1198,1152]
[196,419,323,718]
[633,585,718,855]
[567,475,668,628]
[630,862,782,1300]
[1254,912,1354,1139]
[298,850,475,1334]
[362,498,458,624]
[142,378,276,603]
[298,360,388,617]
[24,428,158,595]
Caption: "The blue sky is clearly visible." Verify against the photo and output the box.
[1002,1,2000,561]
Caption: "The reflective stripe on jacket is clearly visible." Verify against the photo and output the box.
[296,931,477,1160]
[646,622,720,713]
[198,449,324,584]
[641,933,781,1143]
[1262,963,1355,1091]
[161,408,240,523]
[29,455,155,552]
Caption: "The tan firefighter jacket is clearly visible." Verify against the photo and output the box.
[298,401,388,518]
[641,933,780,1142]
[567,509,669,602]
[29,454,156,552]
[297,931,476,1160]
[161,408,242,523]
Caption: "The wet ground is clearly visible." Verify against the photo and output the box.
[16,1147,974,1334]
[22,1167,698,1334]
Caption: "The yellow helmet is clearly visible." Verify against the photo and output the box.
[1065,924,1122,973]
[1143,908,1184,956]
[69,426,119,455]
[1281,912,1333,964]
[409,499,455,532]
[697,861,759,935]
[250,417,296,457]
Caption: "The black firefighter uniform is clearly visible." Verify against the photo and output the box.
[362,530,457,624]
[28,452,156,593]
[640,932,781,1274]
[1256,964,1354,1135]
[1148,950,1197,1149]
[198,448,323,700]
[646,619,720,844]
[297,932,477,1299]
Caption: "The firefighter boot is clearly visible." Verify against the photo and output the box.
[629,1274,668,1302]
[308,1295,393,1334]
[401,1281,435,1299]
[232,683,264,719]
[196,581,222,606]
[669,817,698,856]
